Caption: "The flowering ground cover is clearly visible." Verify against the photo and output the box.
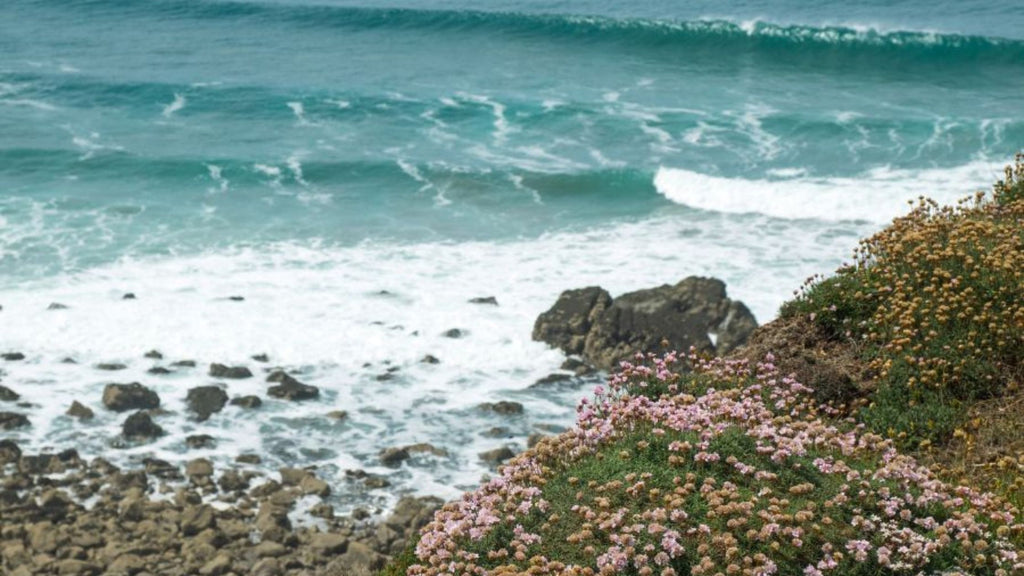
[380,157,1024,576]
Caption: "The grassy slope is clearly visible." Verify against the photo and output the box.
[381,156,1024,576]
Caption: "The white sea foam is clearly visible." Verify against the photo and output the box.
[1,98,58,111]
[457,93,514,144]
[162,93,186,118]
[654,160,1005,223]
[0,211,864,511]
[206,163,229,193]
[287,101,316,126]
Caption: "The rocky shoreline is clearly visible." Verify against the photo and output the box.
[1,276,758,575]
[0,440,440,575]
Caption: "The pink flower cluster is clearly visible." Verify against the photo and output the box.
[408,351,1023,576]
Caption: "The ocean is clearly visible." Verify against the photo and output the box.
[1,0,1023,514]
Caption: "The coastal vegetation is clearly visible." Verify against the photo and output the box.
[381,156,1024,575]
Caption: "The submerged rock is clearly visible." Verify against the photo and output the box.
[47,302,68,310]
[0,412,30,430]
[186,386,229,421]
[95,362,127,371]
[266,371,319,401]
[0,384,20,402]
[478,401,525,415]
[186,434,217,449]
[102,383,160,412]
[144,349,163,359]
[468,296,499,306]
[230,395,262,409]
[2,352,26,361]
[121,411,164,440]
[66,400,94,420]
[478,446,516,465]
[209,363,252,379]
[420,354,441,364]
[442,328,466,338]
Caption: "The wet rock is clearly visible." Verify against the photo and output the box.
[236,454,262,465]
[227,295,245,302]
[300,475,331,497]
[0,439,21,464]
[102,383,160,412]
[279,467,310,486]
[442,328,466,338]
[0,384,20,401]
[561,356,597,376]
[375,372,396,382]
[209,363,252,379]
[379,446,410,467]
[2,352,25,361]
[309,502,334,519]
[530,373,574,388]
[144,458,183,480]
[478,400,524,415]
[363,476,391,489]
[186,434,217,449]
[122,292,136,300]
[147,366,172,375]
[482,426,512,438]
[468,296,499,306]
[535,277,757,370]
[404,442,448,457]
[144,350,163,359]
[420,354,440,364]
[479,446,516,465]
[186,458,214,479]
[229,395,262,408]
[171,360,197,368]
[121,411,164,440]
[266,371,319,401]
[66,400,94,420]
[385,496,445,537]
[186,385,229,421]
[0,412,30,430]
[47,302,68,310]
[95,362,128,371]
[60,357,77,364]
[325,410,347,420]
[532,286,612,357]
[251,353,270,362]
[217,470,250,492]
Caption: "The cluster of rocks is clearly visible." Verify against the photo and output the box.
[0,441,442,576]
[532,276,758,370]
[1,358,324,441]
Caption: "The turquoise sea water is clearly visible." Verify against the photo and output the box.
[1,0,1022,510]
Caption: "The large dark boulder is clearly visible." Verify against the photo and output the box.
[186,386,229,421]
[122,411,164,440]
[266,371,319,401]
[102,383,160,412]
[532,287,612,356]
[534,277,757,370]
[0,412,30,430]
